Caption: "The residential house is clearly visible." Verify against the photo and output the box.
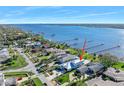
[61,58,90,71]
[103,67,124,82]
[5,77,17,86]
[86,76,124,86]
[75,63,105,77]
[59,54,78,63]
[0,48,11,64]
[0,73,5,86]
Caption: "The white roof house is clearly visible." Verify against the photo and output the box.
[0,48,11,64]
[61,58,90,71]
[0,73,5,86]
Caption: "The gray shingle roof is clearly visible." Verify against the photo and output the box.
[88,63,104,73]
[5,77,17,86]
[77,65,88,74]
[76,63,104,75]
[104,67,124,82]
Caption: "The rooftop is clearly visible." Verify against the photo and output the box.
[104,67,124,82]
[0,48,11,63]
[5,77,17,86]
[0,73,4,86]
[76,63,104,75]
[86,76,124,86]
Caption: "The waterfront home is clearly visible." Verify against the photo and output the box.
[88,63,105,75]
[75,65,89,76]
[61,58,90,71]
[86,76,124,86]
[59,54,78,63]
[45,48,65,53]
[103,67,124,82]
[33,41,42,47]
[75,63,105,77]
[25,41,42,48]
[0,48,11,64]
[54,51,66,56]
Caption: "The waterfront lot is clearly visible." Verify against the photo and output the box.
[112,62,124,71]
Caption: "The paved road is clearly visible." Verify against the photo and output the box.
[1,48,53,86]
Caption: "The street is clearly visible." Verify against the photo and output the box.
[1,48,53,86]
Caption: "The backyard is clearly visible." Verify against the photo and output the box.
[55,72,70,84]
[32,77,43,86]
[112,62,124,71]
[20,77,43,86]
[4,54,28,70]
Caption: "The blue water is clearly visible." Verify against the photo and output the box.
[14,24,124,58]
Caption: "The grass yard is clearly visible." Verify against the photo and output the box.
[10,55,28,69]
[4,54,28,70]
[32,78,43,86]
[56,73,70,84]
[112,62,124,71]
[20,79,35,86]
[69,80,87,86]
[20,77,43,86]
[66,48,78,55]
[3,48,28,70]
[4,71,34,78]
[39,55,49,60]
[39,53,52,60]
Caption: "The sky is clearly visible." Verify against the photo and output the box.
[0,6,124,24]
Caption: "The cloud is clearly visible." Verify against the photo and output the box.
[0,16,60,24]
[3,6,63,18]
[25,6,62,10]
[0,7,124,24]
[4,7,42,17]
[59,11,124,19]
[53,9,80,16]
[5,11,25,17]
[25,6,43,10]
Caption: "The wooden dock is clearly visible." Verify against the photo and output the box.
[86,43,104,50]
[90,45,120,54]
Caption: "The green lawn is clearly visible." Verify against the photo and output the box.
[32,78,43,86]
[39,55,49,60]
[66,48,78,55]
[20,79,35,86]
[39,54,52,61]
[11,55,28,68]
[69,80,87,86]
[3,48,28,70]
[4,71,34,78]
[20,77,43,86]
[112,62,124,71]
[4,55,28,70]
[56,73,70,84]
